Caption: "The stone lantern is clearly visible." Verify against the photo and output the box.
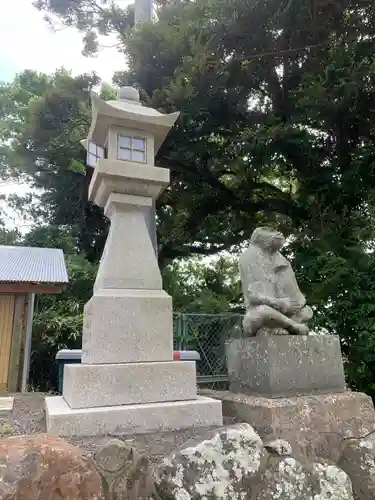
[45,87,222,436]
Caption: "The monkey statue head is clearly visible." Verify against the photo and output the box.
[250,227,285,252]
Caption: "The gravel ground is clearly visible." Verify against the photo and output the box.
[0,393,234,463]
[0,393,46,437]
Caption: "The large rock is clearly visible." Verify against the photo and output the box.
[153,423,355,500]
[338,431,375,499]
[259,457,353,499]
[0,434,103,500]
[94,438,155,500]
[154,423,269,499]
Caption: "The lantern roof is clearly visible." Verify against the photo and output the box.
[84,86,179,154]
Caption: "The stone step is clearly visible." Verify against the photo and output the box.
[0,397,13,412]
[63,361,197,409]
[45,396,223,437]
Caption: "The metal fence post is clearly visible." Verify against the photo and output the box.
[182,313,187,350]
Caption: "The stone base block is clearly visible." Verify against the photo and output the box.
[63,361,197,409]
[45,396,223,437]
[226,335,346,397]
[82,290,173,364]
[202,389,375,460]
[0,397,13,412]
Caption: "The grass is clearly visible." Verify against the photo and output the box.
[0,421,13,435]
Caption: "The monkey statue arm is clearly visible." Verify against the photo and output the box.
[247,285,298,315]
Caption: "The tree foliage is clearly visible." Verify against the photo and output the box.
[30,254,98,390]
[34,0,375,261]
[164,256,241,314]
[0,69,108,262]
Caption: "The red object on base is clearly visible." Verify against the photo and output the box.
[173,350,200,361]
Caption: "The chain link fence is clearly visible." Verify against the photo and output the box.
[173,313,244,389]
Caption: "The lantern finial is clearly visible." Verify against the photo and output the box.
[117,86,140,102]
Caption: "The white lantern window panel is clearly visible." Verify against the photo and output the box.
[117,134,147,163]
[87,141,105,168]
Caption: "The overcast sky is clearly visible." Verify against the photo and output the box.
[0,0,130,230]
[0,0,127,83]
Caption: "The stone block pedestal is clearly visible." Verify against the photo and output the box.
[82,290,173,364]
[226,335,346,397]
[209,390,375,438]
[62,361,198,408]
[45,396,222,437]
[203,389,375,461]
[217,334,375,459]
[45,146,222,437]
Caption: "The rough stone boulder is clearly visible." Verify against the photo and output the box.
[259,457,353,499]
[0,434,103,500]
[155,423,268,499]
[94,438,154,500]
[153,423,354,500]
[337,431,375,500]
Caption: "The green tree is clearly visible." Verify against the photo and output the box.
[0,69,108,262]
[34,0,375,260]
[0,227,21,245]
[23,225,79,255]
[164,255,241,313]
[30,253,98,390]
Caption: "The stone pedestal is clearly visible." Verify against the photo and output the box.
[212,390,375,437]
[45,160,222,436]
[226,335,346,398]
[216,335,375,459]
[203,389,375,461]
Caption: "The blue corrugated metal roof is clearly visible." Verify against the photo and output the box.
[0,246,69,284]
